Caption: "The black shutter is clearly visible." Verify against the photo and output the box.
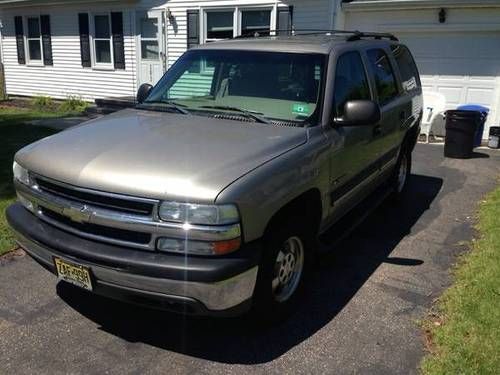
[277,6,294,35]
[78,13,91,67]
[187,10,199,49]
[111,12,125,69]
[40,15,53,65]
[14,16,25,64]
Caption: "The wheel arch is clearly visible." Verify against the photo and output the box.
[263,188,323,240]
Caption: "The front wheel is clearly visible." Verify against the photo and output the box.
[251,221,312,322]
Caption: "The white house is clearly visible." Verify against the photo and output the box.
[1,0,499,138]
[338,0,500,138]
[0,0,338,101]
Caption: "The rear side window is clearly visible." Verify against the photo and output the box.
[367,49,399,105]
[391,44,421,92]
[334,51,371,117]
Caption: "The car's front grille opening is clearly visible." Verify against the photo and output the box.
[40,208,152,245]
[35,177,155,216]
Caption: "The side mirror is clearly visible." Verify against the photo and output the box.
[334,100,381,127]
[136,83,153,104]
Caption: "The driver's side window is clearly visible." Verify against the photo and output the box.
[334,51,371,117]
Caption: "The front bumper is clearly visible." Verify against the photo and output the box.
[6,203,261,316]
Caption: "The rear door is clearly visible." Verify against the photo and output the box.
[390,43,423,142]
[365,47,405,168]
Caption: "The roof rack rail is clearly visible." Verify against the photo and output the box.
[346,31,398,42]
[230,29,399,42]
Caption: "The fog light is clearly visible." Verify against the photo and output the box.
[157,237,241,256]
[17,193,34,212]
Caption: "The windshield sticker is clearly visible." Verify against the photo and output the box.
[292,103,310,116]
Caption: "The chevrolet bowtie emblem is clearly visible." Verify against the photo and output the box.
[62,204,92,224]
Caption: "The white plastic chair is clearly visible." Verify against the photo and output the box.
[421,92,446,143]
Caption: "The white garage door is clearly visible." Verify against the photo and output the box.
[397,31,500,138]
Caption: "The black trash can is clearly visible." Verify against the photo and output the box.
[444,110,482,158]
[489,126,500,149]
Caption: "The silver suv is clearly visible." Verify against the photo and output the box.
[7,31,422,319]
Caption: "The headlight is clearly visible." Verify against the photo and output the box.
[158,201,239,225]
[13,161,31,185]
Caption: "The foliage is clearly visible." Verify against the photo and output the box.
[59,95,88,113]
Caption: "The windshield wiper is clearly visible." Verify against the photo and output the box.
[137,100,189,115]
[199,105,271,124]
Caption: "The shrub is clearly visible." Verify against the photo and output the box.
[59,95,88,113]
[31,95,53,111]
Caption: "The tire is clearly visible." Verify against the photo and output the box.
[251,219,313,323]
[390,143,412,198]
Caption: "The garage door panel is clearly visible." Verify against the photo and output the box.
[465,88,495,105]
[438,87,463,105]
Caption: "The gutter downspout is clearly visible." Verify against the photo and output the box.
[332,0,346,30]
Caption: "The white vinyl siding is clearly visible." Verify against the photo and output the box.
[0,5,136,100]
[138,0,335,69]
[0,0,334,100]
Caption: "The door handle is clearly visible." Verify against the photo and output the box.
[373,124,382,136]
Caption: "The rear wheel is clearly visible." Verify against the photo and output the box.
[390,144,412,197]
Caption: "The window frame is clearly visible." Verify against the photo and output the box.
[24,15,43,65]
[90,12,114,69]
[200,5,276,43]
[332,50,373,118]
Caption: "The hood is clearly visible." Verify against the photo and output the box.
[16,109,307,202]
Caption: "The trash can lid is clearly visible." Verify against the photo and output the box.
[457,104,490,114]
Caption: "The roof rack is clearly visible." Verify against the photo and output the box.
[346,31,399,42]
[231,29,399,42]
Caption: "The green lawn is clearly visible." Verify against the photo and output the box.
[421,186,500,374]
[0,106,68,255]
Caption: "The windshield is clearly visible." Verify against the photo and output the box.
[144,49,326,124]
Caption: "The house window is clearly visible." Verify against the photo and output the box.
[27,16,42,62]
[206,11,234,41]
[93,14,112,64]
[241,10,271,36]
[203,8,272,43]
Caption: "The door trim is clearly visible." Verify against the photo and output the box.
[330,145,399,205]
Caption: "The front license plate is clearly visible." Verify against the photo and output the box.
[54,257,93,291]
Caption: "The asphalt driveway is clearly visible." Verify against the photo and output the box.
[1,144,499,375]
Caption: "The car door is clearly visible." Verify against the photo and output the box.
[327,50,380,222]
[390,44,424,145]
[365,47,406,168]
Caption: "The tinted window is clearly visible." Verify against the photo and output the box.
[391,45,421,92]
[334,51,371,117]
[367,49,399,105]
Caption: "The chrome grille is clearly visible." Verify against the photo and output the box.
[41,207,152,245]
[35,176,155,215]
[29,175,159,250]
